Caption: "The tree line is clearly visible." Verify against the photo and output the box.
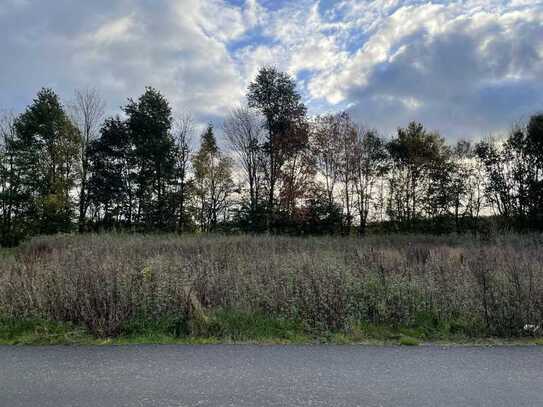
[1,66,542,245]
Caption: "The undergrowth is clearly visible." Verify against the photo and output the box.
[1,233,542,344]
[1,313,541,346]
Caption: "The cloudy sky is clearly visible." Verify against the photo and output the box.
[1,0,542,140]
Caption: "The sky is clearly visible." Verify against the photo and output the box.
[1,0,542,140]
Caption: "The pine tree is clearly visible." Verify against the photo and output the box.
[87,117,132,229]
[124,87,177,230]
[12,88,80,234]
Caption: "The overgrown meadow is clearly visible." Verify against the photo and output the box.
[1,233,542,344]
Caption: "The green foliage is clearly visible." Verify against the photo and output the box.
[87,117,132,229]
[5,88,80,237]
[0,318,93,345]
[398,336,420,346]
[203,310,306,341]
[1,81,543,245]
[386,122,450,227]
[247,66,308,220]
[247,66,307,139]
[85,88,188,232]
[124,87,178,230]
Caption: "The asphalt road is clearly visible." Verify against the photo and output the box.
[1,345,542,407]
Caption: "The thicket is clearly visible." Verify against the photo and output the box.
[1,233,542,340]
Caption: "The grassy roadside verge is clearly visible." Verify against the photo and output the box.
[3,234,543,346]
[2,313,542,346]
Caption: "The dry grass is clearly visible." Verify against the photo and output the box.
[1,233,542,339]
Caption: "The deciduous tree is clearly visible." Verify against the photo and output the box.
[173,114,194,233]
[386,122,448,227]
[352,128,388,234]
[224,106,265,217]
[192,125,234,231]
[247,66,307,227]
[71,88,105,231]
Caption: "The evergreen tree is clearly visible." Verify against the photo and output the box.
[124,87,177,230]
[87,117,132,229]
[0,113,28,245]
[12,88,80,234]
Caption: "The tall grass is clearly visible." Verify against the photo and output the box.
[1,233,542,338]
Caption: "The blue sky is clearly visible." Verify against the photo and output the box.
[1,0,542,140]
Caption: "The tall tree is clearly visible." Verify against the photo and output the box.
[524,114,543,223]
[335,112,357,232]
[224,106,265,217]
[173,114,194,233]
[386,122,448,227]
[352,128,388,234]
[476,114,543,226]
[443,140,482,233]
[0,112,26,245]
[424,149,458,227]
[87,117,132,229]
[311,114,341,209]
[12,88,80,234]
[278,120,315,217]
[71,88,105,231]
[124,87,177,230]
[192,125,234,231]
[476,135,524,219]
[247,66,307,227]
[461,141,486,229]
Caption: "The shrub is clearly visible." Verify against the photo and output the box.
[1,233,542,338]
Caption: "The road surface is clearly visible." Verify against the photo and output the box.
[1,345,542,406]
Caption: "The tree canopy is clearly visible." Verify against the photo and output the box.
[1,71,542,245]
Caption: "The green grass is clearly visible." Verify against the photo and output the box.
[117,311,311,344]
[399,336,420,346]
[2,313,542,346]
[0,318,95,345]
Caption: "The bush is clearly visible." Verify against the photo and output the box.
[1,233,542,338]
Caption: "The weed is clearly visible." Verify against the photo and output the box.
[1,233,542,341]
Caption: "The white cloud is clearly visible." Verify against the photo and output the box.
[91,15,137,44]
[281,0,543,137]
[0,0,253,126]
[0,0,542,138]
